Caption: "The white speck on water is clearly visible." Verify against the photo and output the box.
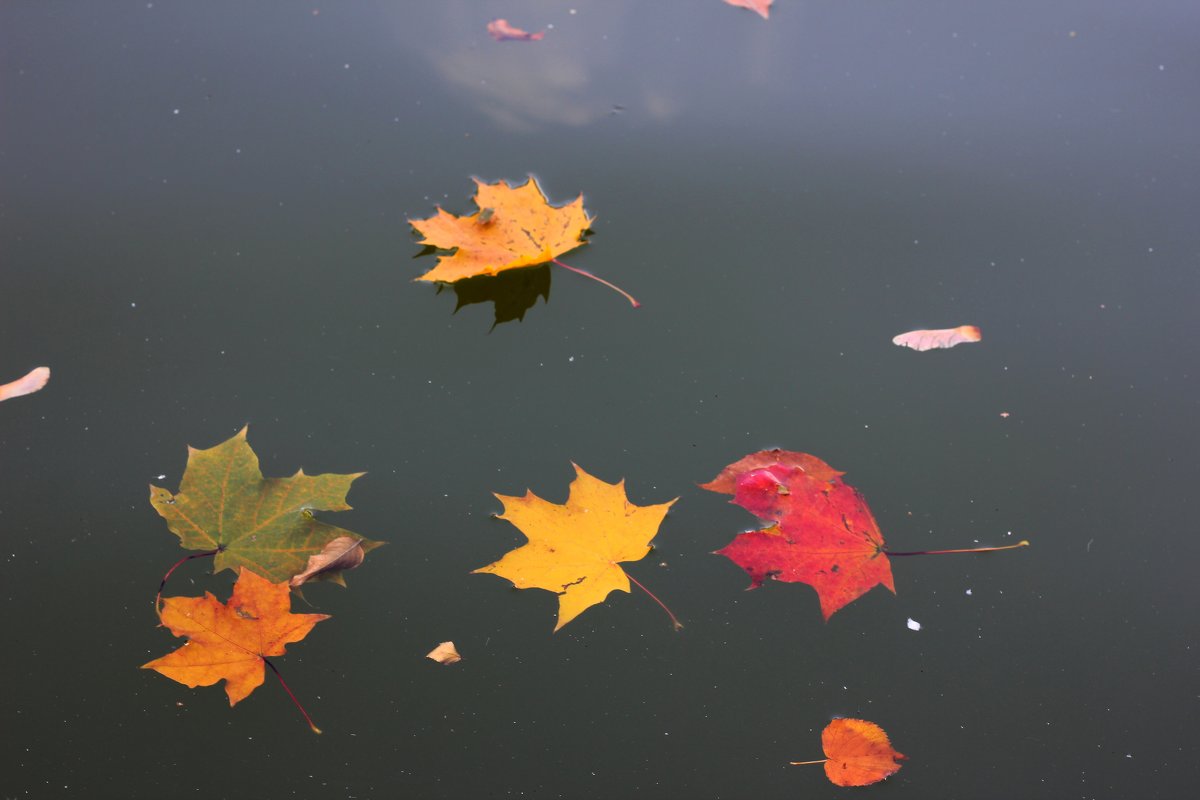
[172,108,179,115]
[965,589,973,595]
[343,63,350,69]
[130,302,137,308]
[157,474,166,481]
[907,618,922,631]
[568,356,575,362]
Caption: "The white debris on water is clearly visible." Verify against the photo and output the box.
[907,618,922,631]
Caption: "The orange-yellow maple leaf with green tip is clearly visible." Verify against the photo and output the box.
[474,464,676,631]
[408,176,592,284]
[142,568,329,706]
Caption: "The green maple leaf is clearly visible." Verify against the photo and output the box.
[150,427,383,584]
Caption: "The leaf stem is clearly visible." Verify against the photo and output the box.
[886,540,1030,557]
[264,657,322,734]
[789,759,829,766]
[155,549,220,617]
[552,258,641,308]
[625,571,683,631]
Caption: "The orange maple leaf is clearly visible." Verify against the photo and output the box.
[473,464,678,631]
[791,718,907,787]
[409,177,639,306]
[143,568,329,726]
[409,177,590,283]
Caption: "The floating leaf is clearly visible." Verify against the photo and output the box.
[474,464,679,631]
[704,450,1029,619]
[487,18,545,41]
[0,366,49,402]
[426,641,462,664]
[724,0,773,19]
[699,448,842,495]
[892,325,981,351]
[143,568,328,730]
[790,718,907,787]
[290,536,379,588]
[409,177,639,306]
[150,426,383,584]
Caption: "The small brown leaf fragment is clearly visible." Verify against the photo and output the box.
[0,366,50,402]
[426,641,462,665]
[289,536,366,587]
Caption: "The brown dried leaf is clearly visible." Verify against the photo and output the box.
[289,536,368,587]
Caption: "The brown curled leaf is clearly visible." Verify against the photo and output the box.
[289,536,375,587]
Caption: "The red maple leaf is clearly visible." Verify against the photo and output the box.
[702,449,1028,620]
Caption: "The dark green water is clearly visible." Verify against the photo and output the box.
[2,2,1197,798]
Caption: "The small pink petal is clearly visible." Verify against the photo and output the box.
[723,0,773,19]
[486,18,545,42]
[0,366,50,402]
[892,326,982,351]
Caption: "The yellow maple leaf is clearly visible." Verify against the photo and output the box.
[409,177,639,307]
[474,464,679,631]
